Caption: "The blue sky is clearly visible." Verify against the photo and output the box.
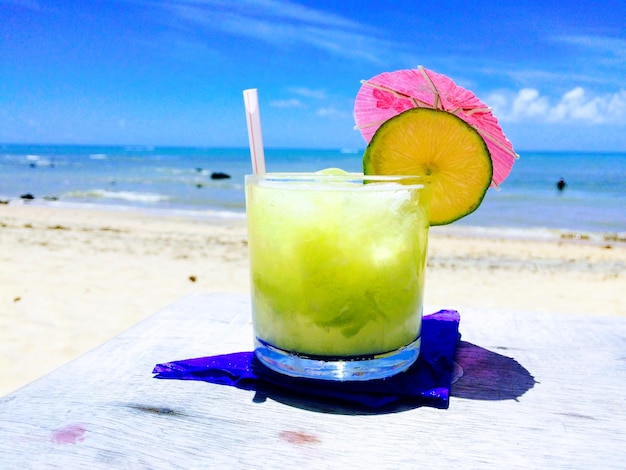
[1,0,625,151]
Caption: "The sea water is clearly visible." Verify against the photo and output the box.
[1,144,624,234]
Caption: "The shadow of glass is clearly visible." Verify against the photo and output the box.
[451,341,536,400]
[250,341,536,413]
[250,389,424,416]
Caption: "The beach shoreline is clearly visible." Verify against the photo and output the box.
[5,196,625,244]
[1,203,625,397]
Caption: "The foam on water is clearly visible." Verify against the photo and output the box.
[61,189,170,203]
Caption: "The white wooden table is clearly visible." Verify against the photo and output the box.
[1,293,625,469]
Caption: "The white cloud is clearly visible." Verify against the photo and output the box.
[553,35,626,60]
[511,89,550,118]
[288,87,326,100]
[548,88,598,122]
[487,87,626,125]
[150,0,396,64]
[269,98,303,108]
[163,0,363,30]
[268,87,329,111]
[316,107,348,118]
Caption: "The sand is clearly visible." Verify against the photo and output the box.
[1,203,625,396]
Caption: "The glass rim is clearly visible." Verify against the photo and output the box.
[245,172,431,187]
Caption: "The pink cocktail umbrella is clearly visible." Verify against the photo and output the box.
[354,67,518,187]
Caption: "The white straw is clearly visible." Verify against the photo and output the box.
[243,88,266,174]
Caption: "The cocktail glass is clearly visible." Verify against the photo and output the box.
[245,172,431,381]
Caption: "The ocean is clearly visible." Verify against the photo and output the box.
[1,144,625,235]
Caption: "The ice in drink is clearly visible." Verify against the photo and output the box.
[245,173,430,380]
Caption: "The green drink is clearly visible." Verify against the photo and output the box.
[245,172,431,380]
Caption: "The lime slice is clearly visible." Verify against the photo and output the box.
[363,108,493,225]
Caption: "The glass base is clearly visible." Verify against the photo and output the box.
[254,336,421,381]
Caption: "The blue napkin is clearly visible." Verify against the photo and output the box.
[153,309,460,409]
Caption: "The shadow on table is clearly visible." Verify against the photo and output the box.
[451,341,537,401]
[249,389,424,415]
[250,341,535,415]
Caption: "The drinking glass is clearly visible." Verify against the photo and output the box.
[245,173,431,381]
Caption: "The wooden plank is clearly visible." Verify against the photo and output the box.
[1,293,625,469]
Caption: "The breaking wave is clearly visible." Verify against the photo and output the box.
[61,189,169,203]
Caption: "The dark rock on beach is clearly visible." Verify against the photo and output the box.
[210,172,231,180]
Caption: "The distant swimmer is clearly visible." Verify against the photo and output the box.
[556,178,567,191]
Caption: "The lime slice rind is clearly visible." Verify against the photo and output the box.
[363,108,493,226]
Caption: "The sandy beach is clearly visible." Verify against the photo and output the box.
[1,203,625,397]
